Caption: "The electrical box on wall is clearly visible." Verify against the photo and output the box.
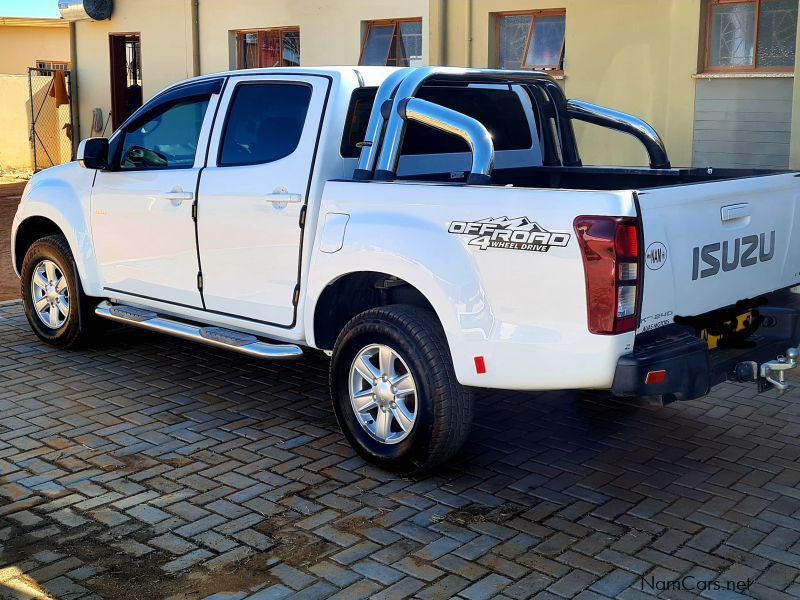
[58,0,113,21]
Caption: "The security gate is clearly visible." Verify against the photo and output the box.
[28,67,76,172]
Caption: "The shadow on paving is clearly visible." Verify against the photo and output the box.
[1,301,799,599]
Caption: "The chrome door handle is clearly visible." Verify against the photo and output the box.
[266,192,302,203]
[161,191,194,203]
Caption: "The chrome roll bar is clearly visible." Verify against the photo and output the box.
[354,68,410,180]
[398,97,494,185]
[357,66,672,182]
[566,100,671,169]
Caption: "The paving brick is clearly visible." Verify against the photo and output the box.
[352,558,404,585]
[174,514,228,537]
[309,560,362,587]
[150,532,198,554]
[162,548,214,573]
[127,504,172,524]
[548,569,598,598]
[459,574,513,600]
[1,299,800,600]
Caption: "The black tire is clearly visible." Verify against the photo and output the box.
[20,234,101,349]
[330,304,473,474]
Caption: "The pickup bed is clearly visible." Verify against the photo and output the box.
[12,66,800,472]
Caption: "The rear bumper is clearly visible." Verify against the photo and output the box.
[612,299,800,401]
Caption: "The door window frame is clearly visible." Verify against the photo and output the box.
[107,78,224,172]
[216,81,314,168]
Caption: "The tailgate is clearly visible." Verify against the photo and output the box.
[638,173,800,334]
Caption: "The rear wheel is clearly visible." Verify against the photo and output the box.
[330,305,473,474]
[20,235,101,348]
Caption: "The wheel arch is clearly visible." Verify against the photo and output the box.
[12,190,102,297]
[312,271,441,351]
[13,216,65,274]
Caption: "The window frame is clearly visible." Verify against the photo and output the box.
[359,17,423,67]
[494,9,567,73]
[235,27,300,69]
[703,0,797,73]
[217,81,313,168]
[108,78,223,172]
[35,60,70,71]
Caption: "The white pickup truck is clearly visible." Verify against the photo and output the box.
[12,66,800,472]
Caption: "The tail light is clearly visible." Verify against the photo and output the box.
[574,216,642,335]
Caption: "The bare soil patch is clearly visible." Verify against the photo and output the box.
[0,175,27,301]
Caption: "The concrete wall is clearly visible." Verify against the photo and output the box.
[73,0,197,139]
[73,0,428,138]
[198,0,429,74]
[440,0,703,168]
[694,78,794,169]
[0,25,70,75]
[0,74,73,171]
[0,76,34,169]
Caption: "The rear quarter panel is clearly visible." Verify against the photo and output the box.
[307,180,638,390]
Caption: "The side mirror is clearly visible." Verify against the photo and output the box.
[77,138,109,170]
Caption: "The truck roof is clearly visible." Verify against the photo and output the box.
[192,65,400,88]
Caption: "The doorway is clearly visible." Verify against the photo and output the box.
[109,33,142,130]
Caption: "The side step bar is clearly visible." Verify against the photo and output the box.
[95,301,303,360]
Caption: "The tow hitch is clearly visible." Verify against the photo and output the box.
[735,347,799,393]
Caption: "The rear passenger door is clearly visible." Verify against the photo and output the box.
[197,75,328,327]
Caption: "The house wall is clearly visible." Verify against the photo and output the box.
[73,0,197,139]
[0,76,34,169]
[198,0,430,74]
[0,25,70,75]
[440,0,703,168]
[70,0,800,171]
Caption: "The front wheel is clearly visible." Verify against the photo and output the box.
[20,235,100,349]
[330,305,473,474]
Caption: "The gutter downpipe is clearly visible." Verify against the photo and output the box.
[464,0,472,67]
[191,0,201,76]
[69,22,81,152]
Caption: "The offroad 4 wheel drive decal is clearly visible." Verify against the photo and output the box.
[448,217,571,252]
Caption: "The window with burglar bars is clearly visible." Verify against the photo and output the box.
[359,18,423,67]
[705,0,798,71]
[36,60,70,71]
[496,10,566,72]
[235,28,300,69]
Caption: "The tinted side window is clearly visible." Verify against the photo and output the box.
[341,86,534,158]
[119,97,210,170]
[220,83,312,167]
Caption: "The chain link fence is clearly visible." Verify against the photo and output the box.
[28,67,75,172]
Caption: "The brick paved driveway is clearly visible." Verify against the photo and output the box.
[2,299,800,600]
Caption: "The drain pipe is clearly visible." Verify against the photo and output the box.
[69,22,81,151]
[190,0,201,75]
[464,0,472,67]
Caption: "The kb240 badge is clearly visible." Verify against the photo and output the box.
[448,217,571,252]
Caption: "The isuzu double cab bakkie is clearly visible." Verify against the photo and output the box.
[11,66,800,472]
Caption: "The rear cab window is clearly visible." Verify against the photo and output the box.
[341,84,540,173]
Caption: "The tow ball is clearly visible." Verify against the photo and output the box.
[736,347,799,393]
[761,347,799,393]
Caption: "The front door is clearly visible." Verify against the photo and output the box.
[91,80,221,308]
[197,75,328,326]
